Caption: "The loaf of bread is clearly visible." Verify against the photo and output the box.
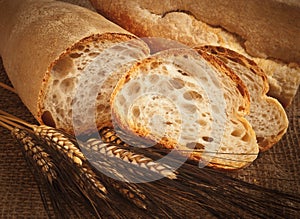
[111,48,259,170]
[89,0,300,107]
[197,46,289,151]
[0,0,150,134]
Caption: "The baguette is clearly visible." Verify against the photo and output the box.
[0,0,150,134]
[197,46,289,151]
[111,48,259,170]
[89,0,300,107]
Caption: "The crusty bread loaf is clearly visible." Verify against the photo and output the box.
[89,0,300,107]
[111,49,259,170]
[0,0,149,134]
[197,46,289,151]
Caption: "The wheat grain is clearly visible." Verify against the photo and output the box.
[83,138,177,179]
[32,125,107,196]
[33,125,85,165]
[11,128,57,184]
[99,127,129,146]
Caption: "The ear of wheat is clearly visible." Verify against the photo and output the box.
[98,127,300,218]
[0,111,149,218]
[0,110,299,218]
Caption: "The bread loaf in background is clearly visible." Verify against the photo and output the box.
[89,0,300,107]
[0,0,150,134]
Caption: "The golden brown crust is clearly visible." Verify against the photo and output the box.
[198,45,269,95]
[195,47,250,114]
[0,0,133,124]
[89,0,300,108]
[198,45,289,151]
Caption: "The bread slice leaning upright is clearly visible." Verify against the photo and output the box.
[197,46,289,151]
[111,48,259,170]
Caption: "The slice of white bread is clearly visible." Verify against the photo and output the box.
[0,0,150,135]
[89,0,300,107]
[197,46,289,151]
[111,49,259,170]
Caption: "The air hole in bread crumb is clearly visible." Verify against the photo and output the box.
[183,91,203,101]
[186,142,205,150]
[60,78,75,93]
[128,82,141,94]
[183,104,197,113]
[42,111,56,128]
[97,104,105,112]
[52,56,73,78]
[132,107,140,118]
[177,69,188,76]
[117,95,126,106]
[230,119,238,125]
[169,78,185,89]
[198,120,207,126]
[202,136,214,142]
[88,52,100,58]
[76,45,85,51]
[150,61,161,69]
[149,74,159,84]
[201,112,210,117]
[256,137,265,145]
[238,106,245,112]
[231,129,243,137]
[67,110,72,118]
[218,56,229,64]
[242,133,251,142]
[53,80,59,86]
[69,53,82,58]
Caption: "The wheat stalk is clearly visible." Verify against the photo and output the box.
[84,137,177,180]
[0,110,148,213]
[11,128,57,183]
[1,110,299,218]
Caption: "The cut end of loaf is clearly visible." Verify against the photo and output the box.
[38,33,149,135]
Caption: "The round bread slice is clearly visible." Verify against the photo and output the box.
[197,46,289,151]
[111,48,259,170]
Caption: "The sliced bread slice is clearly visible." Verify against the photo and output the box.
[197,46,289,151]
[111,48,259,170]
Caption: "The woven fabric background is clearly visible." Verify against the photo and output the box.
[0,0,299,218]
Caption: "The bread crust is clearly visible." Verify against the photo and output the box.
[0,0,134,123]
[90,0,300,62]
[89,0,300,107]
[198,45,289,151]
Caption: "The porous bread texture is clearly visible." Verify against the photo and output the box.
[198,46,289,151]
[89,0,300,107]
[39,34,150,134]
[111,49,259,170]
